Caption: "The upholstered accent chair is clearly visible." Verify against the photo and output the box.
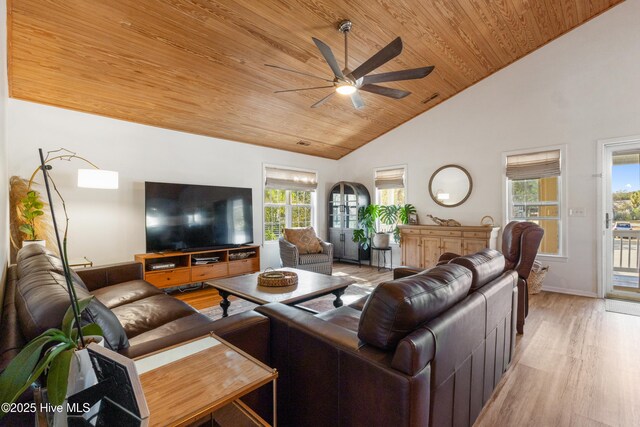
[279,229,333,275]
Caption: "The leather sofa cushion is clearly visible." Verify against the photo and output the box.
[316,305,362,332]
[111,294,196,338]
[128,313,216,348]
[358,264,472,350]
[348,295,369,311]
[91,280,163,309]
[16,247,87,291]
[15,270,129,351]
[448,249,505,292]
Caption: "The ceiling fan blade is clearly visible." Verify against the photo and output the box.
[362,66,435,85]
[274,86,334,93]
[350,92,365,110]
[350,37,403,81]
[264,64,333,82]
[312,37,345,79]
[359,84,411,99]
[311,92,336,108]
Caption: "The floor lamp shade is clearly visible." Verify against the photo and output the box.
[77,169,119,189]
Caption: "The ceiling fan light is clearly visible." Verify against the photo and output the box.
[336,84,357,95]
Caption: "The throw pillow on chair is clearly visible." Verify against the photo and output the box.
[283,227,323,254]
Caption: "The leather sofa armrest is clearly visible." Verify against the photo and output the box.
[393,266,423,280]
[75,262,144,291]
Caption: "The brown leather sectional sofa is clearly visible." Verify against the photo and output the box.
[2,245,518,426]
[255,248,517,427]
[0,245,271,423]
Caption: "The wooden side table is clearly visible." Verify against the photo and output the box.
[135,333,277,426]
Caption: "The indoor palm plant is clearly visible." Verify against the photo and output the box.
[0,297,102,418]
[352,204,416,249]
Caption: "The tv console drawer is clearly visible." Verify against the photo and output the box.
[146,268,191,288]
[191,263,229,281]
[228,258,259,276]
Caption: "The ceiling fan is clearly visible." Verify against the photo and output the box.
[266,20,434,110]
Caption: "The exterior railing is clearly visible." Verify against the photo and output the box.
[613,229,640,272]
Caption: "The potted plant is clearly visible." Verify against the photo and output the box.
[0,297,102,417]
[382,204,417,243]
[352,204,416,249]
[19,190,46,247]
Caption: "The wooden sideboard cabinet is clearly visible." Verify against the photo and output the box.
[399,225,500,269]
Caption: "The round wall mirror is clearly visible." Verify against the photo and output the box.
[429,165,473,207]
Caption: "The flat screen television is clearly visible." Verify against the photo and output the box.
[145,181,253,252]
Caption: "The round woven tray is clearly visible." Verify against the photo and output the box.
[257,269,298,287]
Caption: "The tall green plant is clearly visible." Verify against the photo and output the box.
[19,190,45,240]
[352,205,380,250]
[0,297,102,417]
[352,204,417,249]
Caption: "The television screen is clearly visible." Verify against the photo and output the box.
[145,182,253,252]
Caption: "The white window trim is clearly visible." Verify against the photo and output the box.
[501,145,568,259]
[374,164,408,246]
[262,163,317,245]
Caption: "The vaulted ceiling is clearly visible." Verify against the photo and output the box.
[8,0,623,159]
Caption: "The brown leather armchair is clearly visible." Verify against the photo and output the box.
[501,221,544,334]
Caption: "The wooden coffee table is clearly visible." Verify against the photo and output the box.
[206,268,355,317]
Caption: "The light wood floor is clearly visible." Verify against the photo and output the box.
[476,291,640,427]
[175,265,640,426]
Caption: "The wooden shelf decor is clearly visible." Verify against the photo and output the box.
[134,245,261,289]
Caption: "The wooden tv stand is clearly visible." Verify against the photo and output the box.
[134,245,261,289]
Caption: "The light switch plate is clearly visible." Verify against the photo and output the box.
[569,208,586,217]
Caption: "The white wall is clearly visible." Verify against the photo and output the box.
[338,0,640,297]
[7,100,338,267]
[1,0,9,304]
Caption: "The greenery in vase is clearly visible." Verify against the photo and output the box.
[19,190,45,241]
[0,297,102,416]
[352,204,416,249]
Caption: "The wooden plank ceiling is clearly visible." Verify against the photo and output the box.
[8,0,623,159]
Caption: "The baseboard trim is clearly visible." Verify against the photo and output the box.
[541,285,598,298]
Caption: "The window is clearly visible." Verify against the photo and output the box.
[375,166,407,206]
[505,149,563,256]
[264,166,316,242]
[375,166,406,233]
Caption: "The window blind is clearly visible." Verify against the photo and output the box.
[264,167,318,191]
[506,149,561,180]
[375,167,405,189]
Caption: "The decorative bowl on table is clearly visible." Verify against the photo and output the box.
[257,269,298,287]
